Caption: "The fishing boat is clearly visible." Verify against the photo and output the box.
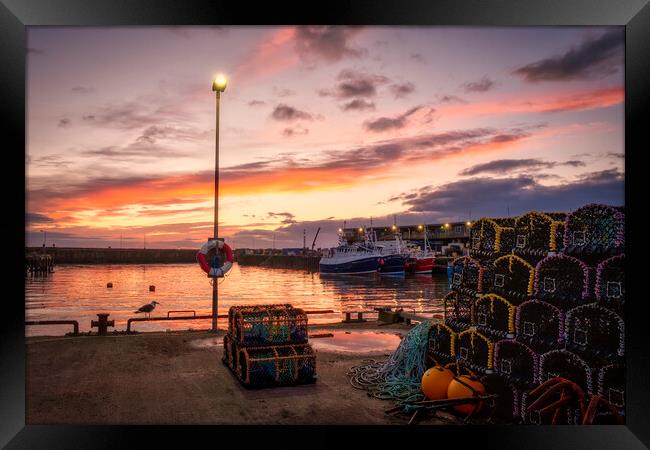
[369,232,407,276]
[319,236,383,275]
[405,226,436,274]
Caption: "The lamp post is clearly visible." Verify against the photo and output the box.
[40,230,46,249]
[211,73,227,331]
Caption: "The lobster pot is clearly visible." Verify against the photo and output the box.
[533,254,592,308]
[227,304,293,336]
[564,303,624,367]
[520,389,582,425]
[483,254,535,305]
[493,340,539,388]
[480,373,524,423]
[595,254,625,312]
[474,294,517,340]
[426,322,457,367]
[456,329,494,374]
[515,300,564,353]
[443,291,474,332]
[513,212,567,259]
[469,218,516,258]
[222,333,237,371]
[538,349,593,394]
[235,343,317,388]
[563,203,625,256]
[597,364,625,415]
[230,305,308,347]
[450,256,484,297]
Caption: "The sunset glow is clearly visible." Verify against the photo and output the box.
[26,26,624,249]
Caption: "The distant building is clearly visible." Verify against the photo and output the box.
[342,221,472,254]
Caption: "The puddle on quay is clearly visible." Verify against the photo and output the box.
[310,331,402,354]
[188,330,403,354]
[188,337,224,349]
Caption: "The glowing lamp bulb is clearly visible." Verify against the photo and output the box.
[212,74,228,92]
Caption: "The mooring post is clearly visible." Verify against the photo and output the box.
[91,313,114,336]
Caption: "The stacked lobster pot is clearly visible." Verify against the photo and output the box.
[520,204,625,424]
[477,237,542,422]
[222,304,317,388]
[434,204,625,424]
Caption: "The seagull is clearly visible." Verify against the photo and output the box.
[135,301,160,318]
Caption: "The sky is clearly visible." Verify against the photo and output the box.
[26,26,625,249]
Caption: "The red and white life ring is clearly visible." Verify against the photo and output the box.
[197,240,234,277]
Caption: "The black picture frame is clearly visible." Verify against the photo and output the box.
[2,0,648,448]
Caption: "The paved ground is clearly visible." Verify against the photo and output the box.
[26,322,458,425]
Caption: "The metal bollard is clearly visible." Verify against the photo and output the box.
[91,313,115,335]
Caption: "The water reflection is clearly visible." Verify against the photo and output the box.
[25,263,449,336]
[310,331,403,354]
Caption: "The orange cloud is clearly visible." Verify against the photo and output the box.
[440,86,623,118]
[35,125,538,230]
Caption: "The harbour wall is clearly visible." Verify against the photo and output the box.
[25,247,198,264]
[236,253,320,271]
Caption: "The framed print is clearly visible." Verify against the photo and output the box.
[2,0,649,448]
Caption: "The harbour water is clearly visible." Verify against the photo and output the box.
[25,263,449,336]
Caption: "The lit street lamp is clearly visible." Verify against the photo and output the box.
[211,73,227,331]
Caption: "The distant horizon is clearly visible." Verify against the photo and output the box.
[26,26,624,250]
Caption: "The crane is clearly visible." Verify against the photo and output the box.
[311,227,321,251]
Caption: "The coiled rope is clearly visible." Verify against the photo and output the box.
[347,320,431,408]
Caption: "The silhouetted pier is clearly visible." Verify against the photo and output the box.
[25,253,54,274]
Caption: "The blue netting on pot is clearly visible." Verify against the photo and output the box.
[456,329,494,374]
[230,304,308,347]
[564,303,624,367]
[235,343,317,388]
[450,256,485,297]
[563,203,624,255]
[515,300,564,353]
[533,254,593,308]
[595,254,625,312]
[228,303,293,336]
[493,339,539,388]
[474,294,517,340]
[426,322,457,367]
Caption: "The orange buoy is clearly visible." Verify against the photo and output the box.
[447,375,486,415]
[421,366,454,400]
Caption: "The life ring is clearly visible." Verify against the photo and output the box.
[197,240,234,277]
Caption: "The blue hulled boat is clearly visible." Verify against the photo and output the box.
[319,237,382,275]
[370,232,407,276]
